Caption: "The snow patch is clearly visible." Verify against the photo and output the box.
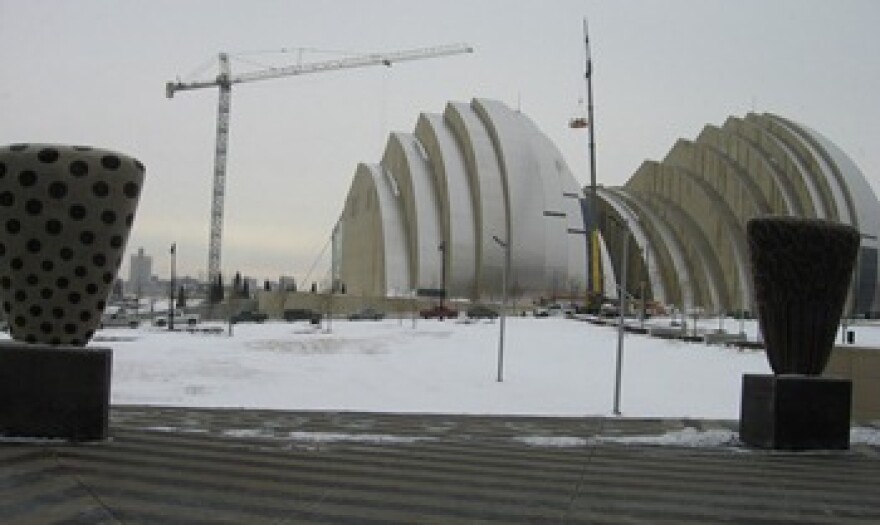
[222,428,273,439]
[513,436,588,447]
[219,428,437,444]
[286,431,436,444]
[592,427,740,447]
[851,426,880,446]
[515,428,740,448]
[144,426,208,434]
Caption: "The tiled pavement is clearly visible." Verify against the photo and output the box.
[1,406,879,524]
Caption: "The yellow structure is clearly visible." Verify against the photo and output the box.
[596,113,880,316]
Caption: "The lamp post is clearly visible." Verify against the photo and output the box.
[606,215,636,416]
[135,282,142,326]
[325,283,333,334]
[493,235,509,383]
[438,241,447,308]
[639,245,649,330]
[614,229,627,416]
[168,243,176,331]
[733,266,745,336]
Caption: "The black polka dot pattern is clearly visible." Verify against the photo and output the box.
[0,143,144,346]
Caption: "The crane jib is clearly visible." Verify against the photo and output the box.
[166,43,473,283]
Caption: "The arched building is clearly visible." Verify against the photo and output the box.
[596,113,880,317]
[332,98,588,301]
[332,106,879,316]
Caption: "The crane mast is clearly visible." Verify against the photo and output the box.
[166,44,473,286]
[209,52,231,289]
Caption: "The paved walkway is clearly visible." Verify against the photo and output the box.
[2,406,879,524]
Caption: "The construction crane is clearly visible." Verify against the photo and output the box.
[166,43,473,285]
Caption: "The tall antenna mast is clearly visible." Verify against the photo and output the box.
[584,18,600,298]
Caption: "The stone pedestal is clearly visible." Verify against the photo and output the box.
[740,374,851,450]
[0,342,111,441]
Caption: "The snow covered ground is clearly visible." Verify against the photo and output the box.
[5,315,880,446]
[100,316,772,419]
[9,316,774,418]
[2,315,878,422]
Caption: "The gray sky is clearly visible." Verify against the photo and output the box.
[2,0,878,283]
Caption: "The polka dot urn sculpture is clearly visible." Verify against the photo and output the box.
[0,143,144,346]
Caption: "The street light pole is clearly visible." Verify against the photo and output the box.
[614,230,627,416]
[438,241,447,308]
[493,235,509,383]
[169,243,176,331]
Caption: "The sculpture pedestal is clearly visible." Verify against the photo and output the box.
[0,342,111,441]
[740,374,851,450]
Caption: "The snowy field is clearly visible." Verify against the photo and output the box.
[103,317,773,419]
[4,316,879,421]
[9,316,776,419]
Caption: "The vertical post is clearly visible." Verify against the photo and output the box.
[498,254,507,382]
[439,242,447,308]
[325,288,333,334]
[639,280,646,329]
[135,283,142,325]
[736,267,746,335]
[493,235,509,382]
[614,230,627,416]
[641,246,649,328]
[169,243,176,331]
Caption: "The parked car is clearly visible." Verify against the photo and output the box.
[599,302,620,317]
[348,307,385,321]
[283,308,322,323]
[547,304,565,317]
[466,305,498,319]
[420,304,458,320]
[153,311,199,327]
[230,310,268,324]
[100,311,140,328]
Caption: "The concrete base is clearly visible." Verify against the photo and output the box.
[826,346,880,422]
[740,374,851,450]
[0,342,111,441]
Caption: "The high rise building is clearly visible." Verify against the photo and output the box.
[128,247,152,294]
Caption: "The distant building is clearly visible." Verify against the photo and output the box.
[128,247,152,295]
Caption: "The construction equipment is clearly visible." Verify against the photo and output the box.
[167,43,473,285]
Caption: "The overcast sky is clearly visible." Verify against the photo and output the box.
[2,0,878,283]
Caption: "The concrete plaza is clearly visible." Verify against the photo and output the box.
[2,406,879,524]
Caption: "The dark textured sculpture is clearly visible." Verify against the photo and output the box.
[0,143,144,440]
[741,217,858,450]
[747,217,860,375]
